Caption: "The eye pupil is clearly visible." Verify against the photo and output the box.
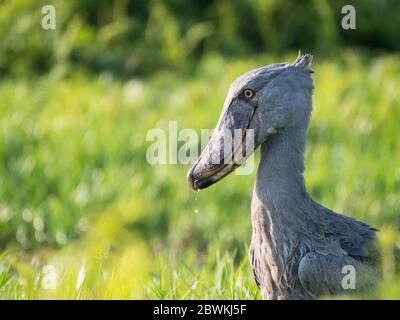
[244,89,253,98]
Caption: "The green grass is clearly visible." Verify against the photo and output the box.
[0,51,399,299]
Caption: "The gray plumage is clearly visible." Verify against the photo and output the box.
[187,53,381,299]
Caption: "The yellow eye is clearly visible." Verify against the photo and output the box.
[243,89,254,99]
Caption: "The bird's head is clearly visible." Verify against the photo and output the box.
[187,53,314,191]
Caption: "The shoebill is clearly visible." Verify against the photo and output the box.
[187,53,382,299]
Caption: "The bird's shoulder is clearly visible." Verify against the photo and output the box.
[313,203,379,263]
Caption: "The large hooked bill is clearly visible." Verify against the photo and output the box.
[187,98,258,191]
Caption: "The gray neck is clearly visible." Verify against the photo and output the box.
[255,124,309,206]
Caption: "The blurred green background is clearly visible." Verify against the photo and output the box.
[0,0,399,299]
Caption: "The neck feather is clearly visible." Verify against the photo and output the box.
[255,124,308,205]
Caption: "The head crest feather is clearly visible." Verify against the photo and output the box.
[293,51,313,72]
